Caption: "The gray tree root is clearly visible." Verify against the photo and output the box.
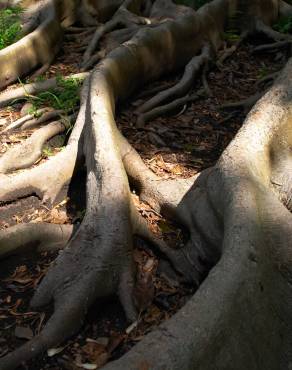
[217,30,248,67]
[0,78,89,204]
[136,91,204,127]
[256,71,280,88]
[0,72,89,108]
[2,107,51,133]
[253,40,291,53]
[255,19,292,42]
[220,91,265,112]
[136,44,211,126]
[3,108,64,133]
[102,54,292,370]
[1,1,292,370]
[0,222,74,257]
[0,0,63,89]
[82,0,149,66]
[0,120,66,173]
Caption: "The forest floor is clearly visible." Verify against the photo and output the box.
[0,29,286,370]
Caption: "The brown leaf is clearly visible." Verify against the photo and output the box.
[133,261,155,312]
[82,342,109,367]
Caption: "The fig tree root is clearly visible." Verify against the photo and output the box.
[253,40,291,53]
[136,90,204,128]
[136,44,211,127]
[3,108,64,133]
[220,91,266,112]
[0,77,89,204]
[1,0,292,369]
[0,222,74,257]
[0,72,89,108]
[82,0,151,66]
[0,0,63,89]
[0,120,66,173]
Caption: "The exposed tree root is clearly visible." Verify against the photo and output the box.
[280,0,292,17]
[255,19,292,42]
[21,109,66,130]
[0,222,74,257]
[255,71,281,88]
[220,91,265,112]
[3,108,64,133]
[0,72,89,108]
[0,78,89,204]
[136,44,211,125]
[253,40,291,53]
[0,0,64,89]
[136,91,204,128]
[102,55,292,370]
[217,30,248,67]
[1,0,292,369]
[0,120,66,173]
[2,107,51,133]
[82,0,150,66]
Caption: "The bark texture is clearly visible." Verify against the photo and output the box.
[0,0,292,369]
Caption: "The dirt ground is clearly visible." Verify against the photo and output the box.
[0,29,287,369]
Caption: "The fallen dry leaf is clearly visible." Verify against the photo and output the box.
[82,342,109,367]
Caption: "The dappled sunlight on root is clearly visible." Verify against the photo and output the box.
[1,0,292,369]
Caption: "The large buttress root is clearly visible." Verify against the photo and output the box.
[0,0,63,89]
[102,58,292,370]
[0,64,141,370]
[1,0,292,369]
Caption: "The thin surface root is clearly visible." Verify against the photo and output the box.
[220,91,265,112]
[253,40,291,53]
[2,108,51,133]
[136,91,204,128]
[0,223,74,258]
[82,0,150,65]
[0,72,89,108]
[0,120,66,173]
[136,44,211,116]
